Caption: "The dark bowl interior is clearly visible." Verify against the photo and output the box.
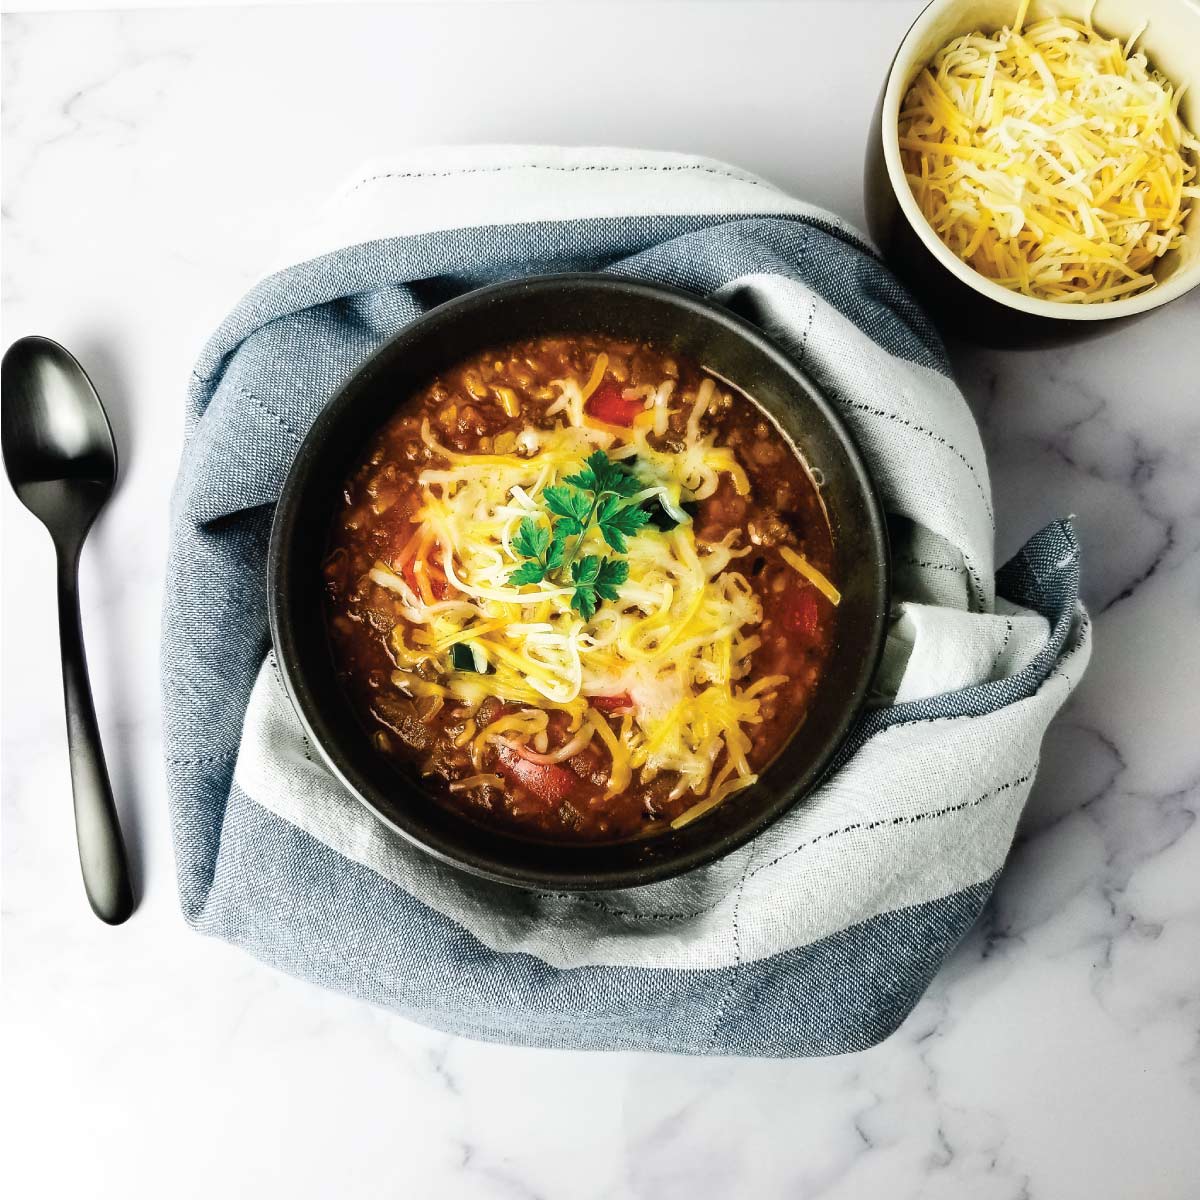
[268,274,890,890]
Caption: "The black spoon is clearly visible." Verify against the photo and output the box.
[2,336,134,925]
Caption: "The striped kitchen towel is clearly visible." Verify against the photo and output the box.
[163,146,1090,1055]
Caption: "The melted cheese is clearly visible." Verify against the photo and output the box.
[898,4,1200,301]
[379,364,780,805]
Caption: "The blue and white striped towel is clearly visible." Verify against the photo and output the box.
[164,146,1090,1056]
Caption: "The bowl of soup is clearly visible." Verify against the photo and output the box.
[268,275,889,889]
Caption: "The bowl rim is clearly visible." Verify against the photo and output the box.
[267,272,891,890]
[880,0,1200,322]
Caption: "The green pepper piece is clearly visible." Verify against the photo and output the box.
[643,496,699,531]
[450,642,492,674]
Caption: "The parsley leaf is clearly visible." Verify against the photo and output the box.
[570,555,601,619]
[561,451,605,494]
[607,465,643,499]
[598,500,651,553]
[571,555,601,586]
[513,516,549,560]
[570,555,628,619]
[509,516,558,587]
[510,561,547,586]
[593,557,629,602]
[544,532,566,572]
[594,493,621,528]
[571,590,597,620]
[543,485,590,536]
[564,450,641,499]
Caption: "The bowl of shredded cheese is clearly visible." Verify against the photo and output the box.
[867,0,1200,342]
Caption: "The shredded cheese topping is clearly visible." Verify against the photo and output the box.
[373,365,819,812]
[899,1,1200,301]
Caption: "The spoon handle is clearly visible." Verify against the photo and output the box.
[56,544,134,925]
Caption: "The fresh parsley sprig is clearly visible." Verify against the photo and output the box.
[508,450,650,617]
[545,451,649,557]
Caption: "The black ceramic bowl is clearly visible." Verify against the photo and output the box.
[268,274,889,890]
[865,0,1200,348]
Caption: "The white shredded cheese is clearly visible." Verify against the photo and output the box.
[899,4,1200,301]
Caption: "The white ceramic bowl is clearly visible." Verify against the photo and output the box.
[866,0,1200,342]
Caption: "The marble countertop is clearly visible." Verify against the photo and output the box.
[2,2,1198,1196]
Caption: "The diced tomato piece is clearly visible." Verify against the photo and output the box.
[590,692,634,715]
[400,561,420,593]
[496,745,576,805]
[585,382,643,427]
[783,588,820,638]
[400,560,449,601]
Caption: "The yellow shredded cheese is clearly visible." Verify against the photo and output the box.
[898,4,1200,301]
[780,546,842,606]
[383,361,791,807]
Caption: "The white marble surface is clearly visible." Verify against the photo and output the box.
[2,2,1198,1196]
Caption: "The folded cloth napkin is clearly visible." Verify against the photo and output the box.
[165,146,1091,1056]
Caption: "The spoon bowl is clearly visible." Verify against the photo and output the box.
[2,336,117,544]
[2,335,134,925]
